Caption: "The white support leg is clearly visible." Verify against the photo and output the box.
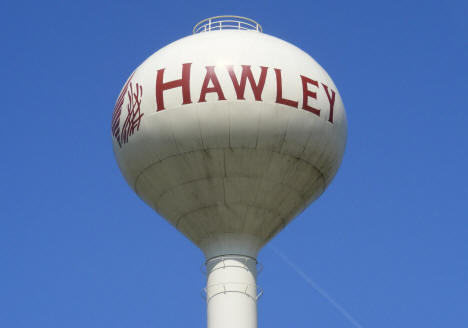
[200,233,262,328]
[205,255,258,328]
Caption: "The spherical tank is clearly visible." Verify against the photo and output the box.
[111,22,347,259]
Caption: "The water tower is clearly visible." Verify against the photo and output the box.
[111,16,347,328]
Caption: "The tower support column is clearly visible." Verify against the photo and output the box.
[205,255,259,328]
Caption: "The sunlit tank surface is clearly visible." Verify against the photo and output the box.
[112,16,347,328]
[112,25,347,259]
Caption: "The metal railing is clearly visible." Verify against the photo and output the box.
[193,15,263,34]
[202,283,264,302]
[201,254,263,275]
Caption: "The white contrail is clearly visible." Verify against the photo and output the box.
[268,244,364,328]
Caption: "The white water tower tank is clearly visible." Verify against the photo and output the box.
[111,16,347,328]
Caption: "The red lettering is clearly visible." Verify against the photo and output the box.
[300,75,320,117]
[322,83,336,123]
[198,66,226,102]
[226,65,268,101]
[156,63,192,111]
[274,68,298,108]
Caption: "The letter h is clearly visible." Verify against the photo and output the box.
[156,63,192,111]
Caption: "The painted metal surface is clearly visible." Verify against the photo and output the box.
[112,30,347,256]
[112,25,347,328]
[205,255,259,328]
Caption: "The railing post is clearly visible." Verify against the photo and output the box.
[193,16,263,34]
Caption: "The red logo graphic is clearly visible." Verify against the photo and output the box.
[111,73,144,147]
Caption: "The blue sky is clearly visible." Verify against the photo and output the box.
[1,0,467,327]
